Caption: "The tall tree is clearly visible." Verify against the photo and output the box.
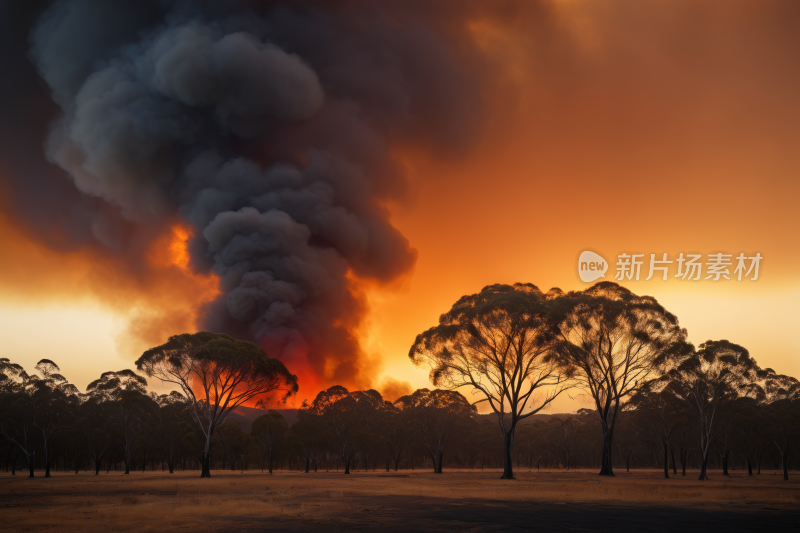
[136,332,298,477]
[658,340,757,480]
[29,360,79,477]
[551,282,687,476]
[409,283,571,479]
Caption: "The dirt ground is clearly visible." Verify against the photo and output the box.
[2,468,798,532]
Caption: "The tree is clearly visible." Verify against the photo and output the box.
[136,332,298,477]
[252,411,289,474]
[86,370,153,474]
[395,389,475,473]
[77,395,115,475]
[0,360,37,477]
[152,391,192,474]
[409,283,571,479]
[551,282,687,476]
[307,386,385,474]
[29,360,79,477]
[658,340,757,480]
[381,403,414,471]
[291,405,327,473]
[629,387,684,479]
[0,358,78,478]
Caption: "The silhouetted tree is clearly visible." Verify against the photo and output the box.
[659,340,757,480]
[410,283,571,479]
[136,332,298,477]
[395,389,475,473]
[86,370,152,474]
[551,282,687,476]
[252,410,289,474]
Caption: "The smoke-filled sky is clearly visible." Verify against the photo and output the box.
[1,0,799,411]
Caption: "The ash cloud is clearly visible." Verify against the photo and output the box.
[17,0,485,388]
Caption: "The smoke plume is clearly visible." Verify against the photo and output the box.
[5,0,486,391]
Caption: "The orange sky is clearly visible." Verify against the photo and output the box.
[2,0,799,411]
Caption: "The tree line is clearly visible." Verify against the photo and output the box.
[1,282,798,481]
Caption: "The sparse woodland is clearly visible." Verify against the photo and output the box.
[2,283,798,481]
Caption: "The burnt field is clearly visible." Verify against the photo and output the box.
[2,469,799,532]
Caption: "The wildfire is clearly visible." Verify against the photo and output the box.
[168,224,193,271]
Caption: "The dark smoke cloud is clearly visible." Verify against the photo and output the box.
[8,0,486,388]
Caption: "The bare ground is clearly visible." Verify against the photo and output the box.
[1,469,798,532]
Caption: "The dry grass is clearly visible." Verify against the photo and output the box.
[1,468,798,532]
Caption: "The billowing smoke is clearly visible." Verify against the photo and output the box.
[15,0,483,390]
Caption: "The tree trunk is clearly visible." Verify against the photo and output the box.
[698,451,709,481]
[747,457,753,476]
[437,452,444,474]
[599,425,615,476]
[671,448,677,475]
[74,450,80,475]
[500,429,515,479]
[200,452,211,478]
[269,454,274,475]
[783,450,789,481]
[305,456,310,473]
[344,459,351,475]
[28,458,34,478]
[663,441,670,479]
[44,444,51,478]
[722,449,729,476]
[680,449,687,476]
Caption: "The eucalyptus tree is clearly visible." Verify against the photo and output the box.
[152,391,192,474]
[78,395,116,475]
[307,386,384,474]
[29,360,79,477]
[86,369,153,474]
[0,359,37,477]
[136,332,298,477]
[395,389,474,473]
[252,410,289,474]
[382,402,414,471]
[409,283,571,479]
[550,282,688,476]
[658,340,758,480]
[761,371,800,480]
[628,387,684,478]
[291,404,327,473]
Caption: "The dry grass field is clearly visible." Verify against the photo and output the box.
[2,469,799,532]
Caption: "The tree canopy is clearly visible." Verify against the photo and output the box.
[136,331,298,477]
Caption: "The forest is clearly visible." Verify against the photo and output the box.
[1,282,798,482]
